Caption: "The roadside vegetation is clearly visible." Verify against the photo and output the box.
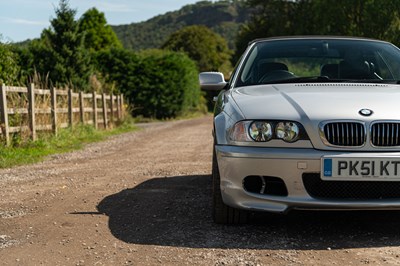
[0,117,137,168]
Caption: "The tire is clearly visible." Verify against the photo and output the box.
[212,144,249,224]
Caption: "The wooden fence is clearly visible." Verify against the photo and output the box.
[0,84,125,146]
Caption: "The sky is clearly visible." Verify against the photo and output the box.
[0,0,202,43]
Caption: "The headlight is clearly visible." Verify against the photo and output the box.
[249,121,273,142]
[275,122,300,142]
[229,120,305,143]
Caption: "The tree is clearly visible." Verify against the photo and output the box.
[311,0,400,43]
[36,0,91,89]
[95,48,204,118]
[235,0,309,59]
[94,47,139,99]
[162,25,232,72]
[79,8,122,52]
[112,0,248,51]
[235,0,400,60]
[135,50,203,118]
[0,41,20,84]
[12,40,41,84]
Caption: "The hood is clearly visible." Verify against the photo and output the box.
[232,83,400,122]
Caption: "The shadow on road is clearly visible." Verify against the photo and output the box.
[97,174,400,250]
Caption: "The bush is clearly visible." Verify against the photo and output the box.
[136,49,203,118]
[0,42,20,84]
[96,48,204,119]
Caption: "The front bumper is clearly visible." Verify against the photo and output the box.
[216,145,400,213]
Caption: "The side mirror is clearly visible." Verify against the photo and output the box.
[199,72,227,91]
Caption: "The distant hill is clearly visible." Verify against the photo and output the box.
[112,0,249,51]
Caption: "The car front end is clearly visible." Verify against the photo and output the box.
[200,36,400,224]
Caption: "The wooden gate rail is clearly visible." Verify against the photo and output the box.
[0,84,124,146]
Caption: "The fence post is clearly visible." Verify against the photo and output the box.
[68,89,73,128]
[110,93,114,124]
[120,94,124,118]
[102,93,107,129]
[50,86,58,135]
[92,91,98,129]
[0,84,10,146]
[116,94,121,120]
[79,91,84,124]
[27,83,37,141]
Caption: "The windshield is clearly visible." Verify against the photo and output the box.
[235,38,400,87]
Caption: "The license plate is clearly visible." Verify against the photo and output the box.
[322,157,400,181]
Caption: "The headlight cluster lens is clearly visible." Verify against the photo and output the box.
[275,122,300,142]
[229,120,304,143]
[249,121,273,142]
[229,121,252,142]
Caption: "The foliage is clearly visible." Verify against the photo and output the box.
[94,47,139,97]
[112,0,248,51]
[136,49,203,118]
[310,0,400,42]
[162,25,232,73]
[14,39,49,85]
[32,0,91,89]
[95,48,204,119]
[79,8,122,52]
[0,41,20,84]
[235,0,400,60]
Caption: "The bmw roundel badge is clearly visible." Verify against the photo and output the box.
[359,108,373,116]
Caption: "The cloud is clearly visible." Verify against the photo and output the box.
[0,17,48,26]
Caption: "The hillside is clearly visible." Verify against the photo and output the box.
[112,0,249,51]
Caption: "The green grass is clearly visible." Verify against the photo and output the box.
[0,117,138,169]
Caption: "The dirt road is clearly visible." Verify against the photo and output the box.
[1,116,400,265]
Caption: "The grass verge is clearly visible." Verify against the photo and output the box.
[0,118,138,169]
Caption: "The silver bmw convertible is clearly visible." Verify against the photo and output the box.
[200,36,400,224]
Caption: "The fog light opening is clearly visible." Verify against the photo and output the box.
[243,176,288,196]
[243,176,263,193]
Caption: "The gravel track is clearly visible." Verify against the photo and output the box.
[1,115,400,265]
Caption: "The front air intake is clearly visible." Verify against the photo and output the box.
[321,122,365,147]
[243,176,288,196]
[371,122,400,147]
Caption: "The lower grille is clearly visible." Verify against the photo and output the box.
[303,173,400,200]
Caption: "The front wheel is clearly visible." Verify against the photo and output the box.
[212,145,249,224]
